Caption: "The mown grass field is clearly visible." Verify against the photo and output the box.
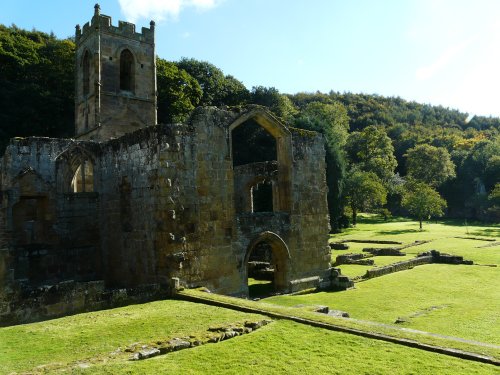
[0,301,497,374]
[267,215,500,345]
[0,216,498,374]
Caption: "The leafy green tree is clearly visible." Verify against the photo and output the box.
[402,181,447,230]
[488,182,500,207]
[484,155,500,192]
[296,101,349,146]
[175,58,226,106]
[156,58,202,123]
[405,144,456,187]
[343,170,387,226]
[488,183,500,217]
[250,86,297,122]
[0,25,75,151]
[294,101,349,230]
[218,75,250,106]
[175,58,249,108]
[345,125,397,182]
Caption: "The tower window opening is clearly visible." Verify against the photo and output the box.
[120,49,134,91]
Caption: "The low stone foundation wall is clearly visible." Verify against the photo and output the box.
[364,256,433,279]
[334,253,374,266]
[0,280,168,326]
[363,251,474,280]
[289,276,320,292]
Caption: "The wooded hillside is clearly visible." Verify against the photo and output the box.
[1,26,498,225]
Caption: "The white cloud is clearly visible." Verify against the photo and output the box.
[118,0,220,23]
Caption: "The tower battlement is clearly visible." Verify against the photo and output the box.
[75,4,155,45]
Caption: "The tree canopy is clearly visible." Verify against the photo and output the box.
[345,125,397,182]
[156,58,202,124]
[343,170,387,226]
[0,25,75,150]
[402,181,447,230]
[405,144,456,187]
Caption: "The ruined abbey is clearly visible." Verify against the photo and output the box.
[0,5,336,324]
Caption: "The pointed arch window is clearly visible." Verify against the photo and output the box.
[120,49,134,91]
[71,159,94,193]
[83,50,90,96]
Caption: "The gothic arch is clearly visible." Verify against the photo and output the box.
[244,231,291,292]
[55,146,96,193]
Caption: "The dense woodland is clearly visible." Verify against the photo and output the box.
[1,25,499,227]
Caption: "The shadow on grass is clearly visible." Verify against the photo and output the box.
[356,215,411,225]
[248,281,274,299]
[469,228,500,238]
[376,229,422,235]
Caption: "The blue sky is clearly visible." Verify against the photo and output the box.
[2,0,500,117]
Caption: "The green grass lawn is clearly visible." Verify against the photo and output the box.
[74,320,496,375]
[267,264,499,344]
[329,215,499,277]
[0,300,265,374]
[1,308,496,374]
[268,215,500,345]
[1,216,498,374]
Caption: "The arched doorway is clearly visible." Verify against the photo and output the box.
[245,231,290,298]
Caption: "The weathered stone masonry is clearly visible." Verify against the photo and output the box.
[0,7,334,324]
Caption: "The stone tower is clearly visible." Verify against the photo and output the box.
[74,4,157,141]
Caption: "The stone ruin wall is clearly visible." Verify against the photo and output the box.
[288,127,331,287]
[0,138,101,286]
[0,106,333,323]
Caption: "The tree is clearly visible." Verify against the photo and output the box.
[343,170,387,226]
[0,25,75,151]
[487,183,500,220]
[156,58,202,123]
[295,101,349,146]
[405,144,456,187]
[345,125,397,182]
[218,75,250,106]
[294,101,349,230]
[488,183,500,205]
[250,86,297,122]
[175,58,226,106]
[175,58,249,108]
[402,181,447,230]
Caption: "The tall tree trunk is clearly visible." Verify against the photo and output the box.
[419,217,423,230]
[352,206,357,226]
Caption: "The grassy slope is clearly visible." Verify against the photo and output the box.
[75,320,496,375]
[267,216,500,345]
[1,296,497,374]
[266,265,499,344]
[0,300,265,374]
